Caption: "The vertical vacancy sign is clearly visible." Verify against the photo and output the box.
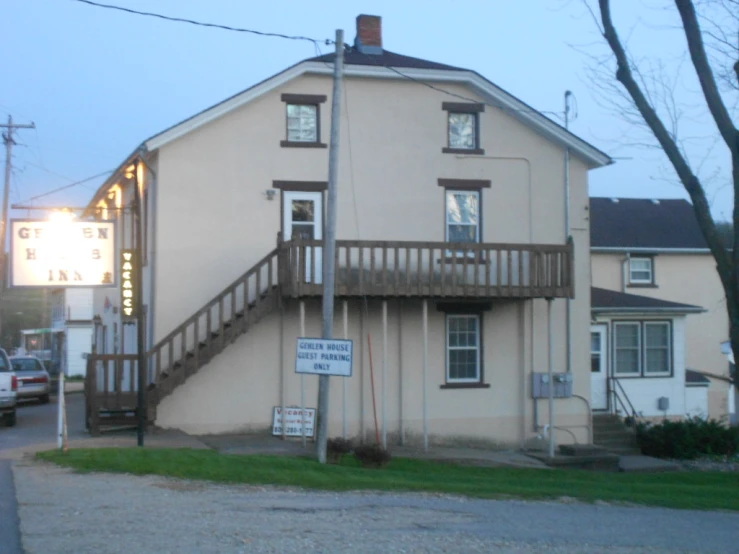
[10,219,116,287]
[120,249,137,320]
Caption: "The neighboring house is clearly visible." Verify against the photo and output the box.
[590,197,733,422]
[84,15,612,448]
[49,288,94,377]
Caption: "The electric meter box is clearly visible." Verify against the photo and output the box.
[532,372,573,399]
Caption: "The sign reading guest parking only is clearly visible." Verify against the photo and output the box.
[295,338,353,377]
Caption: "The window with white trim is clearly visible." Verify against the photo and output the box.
[286,104,318,142]
[644,322,671,375]
[614,322,640,375]
[446,190,480,243]
[613,321,672,377]
[629,257,653,284]
[448,112,477,150]
[446,314,481,382]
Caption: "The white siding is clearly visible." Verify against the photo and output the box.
[66,325,93,377]
[65,289,93,321]
[685,386,709,419]
[595,315,689,417]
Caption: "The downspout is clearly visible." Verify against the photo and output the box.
[564,91,573,375]
[622,253,631,293]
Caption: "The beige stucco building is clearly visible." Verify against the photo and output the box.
[85,15,613,449]
[589,198,733,422]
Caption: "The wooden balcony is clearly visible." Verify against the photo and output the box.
[279,239,574,299]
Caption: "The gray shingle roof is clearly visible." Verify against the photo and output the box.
[591,287,703,313]
[307,49,466,71]
[685,369,711,385]
[590,198,708,249]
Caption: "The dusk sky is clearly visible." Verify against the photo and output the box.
[3,0,735,221]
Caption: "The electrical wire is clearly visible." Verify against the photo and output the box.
[332,48,565,122]
[17,170,113,204]
[71,0,331,45]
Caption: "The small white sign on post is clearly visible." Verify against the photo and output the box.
[272,407,316,437]
[295,338,353,377]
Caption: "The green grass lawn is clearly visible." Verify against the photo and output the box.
[37,448,739,511]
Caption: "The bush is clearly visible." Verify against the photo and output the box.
[636,417,739,459]
[326,437,353,464]
[353,444,392,468]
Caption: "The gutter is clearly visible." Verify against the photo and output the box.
[592,307,706,315]
[592,247,711,254]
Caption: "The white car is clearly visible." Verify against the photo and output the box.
[10,356,51,404]
[0,349,17,426]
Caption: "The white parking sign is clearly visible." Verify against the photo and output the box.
[295,338,353,377]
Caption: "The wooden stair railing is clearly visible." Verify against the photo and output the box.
[147,246,283,408]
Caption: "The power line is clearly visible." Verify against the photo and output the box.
[16,170,113,204]
[71,0,331,45]
[344,49,564,122]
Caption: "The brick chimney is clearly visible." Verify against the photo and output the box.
[354,14,383,54]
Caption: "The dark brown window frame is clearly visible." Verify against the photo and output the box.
[442,102,485,155]
[437,302,491,389]
[611,319,674,379]
[281,93,328,148]
[441,181,487,253]
[273,181,327,242]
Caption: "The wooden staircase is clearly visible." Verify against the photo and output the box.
[86,247,283,435]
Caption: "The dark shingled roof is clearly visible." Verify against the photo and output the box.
[590,198,708,249]
[591,287,703,313]
[307,49,467,71]
[685,369,711,385]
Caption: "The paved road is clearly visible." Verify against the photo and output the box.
[13,461,739,554]
[0,394,84,554]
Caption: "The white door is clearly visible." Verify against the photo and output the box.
[590,325,608,410]
[283,191,323,284]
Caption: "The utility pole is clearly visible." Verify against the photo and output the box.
[0,116,35,343]
[133,161,147,447]
[316,29,344,464]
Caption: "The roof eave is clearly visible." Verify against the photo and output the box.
[591,247,711,254]
[592,307,705,315]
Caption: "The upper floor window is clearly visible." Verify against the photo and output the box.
[629,256,654,285]
[280,94,327,148]
[442,102,485,155]
[446,190,480,243]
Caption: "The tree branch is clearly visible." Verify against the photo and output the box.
[674,0,738,152]
[598,0,731,277]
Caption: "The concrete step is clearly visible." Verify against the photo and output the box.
[594,430,637,441]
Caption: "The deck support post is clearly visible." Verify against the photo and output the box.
[422,299,429,452]
[300,300,306,448]
[382,299,388,448]
[342,299,348,439]
[547,297,555,458]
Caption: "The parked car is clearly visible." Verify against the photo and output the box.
[10,356,51,404]
[0,349,17,426]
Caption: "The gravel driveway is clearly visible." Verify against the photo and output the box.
[13,460,739,554]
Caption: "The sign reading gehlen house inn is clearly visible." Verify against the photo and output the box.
[10,220,116,288]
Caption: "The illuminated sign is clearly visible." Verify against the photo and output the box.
[120,249,137,320]
[10,219,116,288]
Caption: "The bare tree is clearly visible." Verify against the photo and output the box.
[592,0,739,374]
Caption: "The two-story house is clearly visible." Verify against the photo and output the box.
[590,197,733,422]
[83,15,612,449]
